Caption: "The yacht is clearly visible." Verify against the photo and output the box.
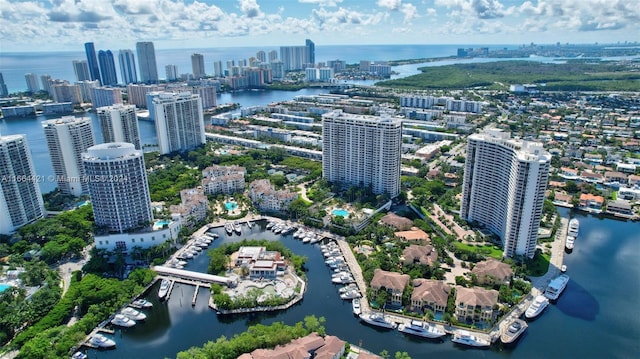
[233,221,242,234]
[158,279,170,300]
[132,299,153,309]
[266,221,275,230]
[72,351,88,359]
[359,312,397,329]
[207,232,219,239]
[294,228,304,239]
[225,222,234,235]
[500,318,528,345]
[525,295,549,319]
[451,330,491,348]
[568,218,579,237]
[398,320,446,339]
[332,274,355,284]
[339,283,358,293]
[121,307,147,321]
[111,314,136,327]
[310,234,322,244]
[544,274,570,300]
[340,290,362,300]
[89,334,116,348]
[566,236,575,250]
[352,298,362,316]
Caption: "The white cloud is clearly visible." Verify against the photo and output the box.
[377,0,402,10]
[239,0,262,18]
[298,0,343,6]
[401,3,419,22]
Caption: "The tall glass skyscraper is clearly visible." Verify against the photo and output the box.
[73,60,91,82]
[0,135,45,234]
[305,39,315,65]
[118,49,138,84]
[84,42,101,82]
[98,50,118,86]
[136,42,158,84]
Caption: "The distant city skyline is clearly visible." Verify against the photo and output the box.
[1,0,637,52]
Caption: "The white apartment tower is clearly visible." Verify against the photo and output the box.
[153,92,205,154]
[191,53,206,79]
[460,129,551,259]
[0,135,45,234]
[322,110,402,198]
[82,143,153,233]
[42,116,95,196]
[97,104,141,149]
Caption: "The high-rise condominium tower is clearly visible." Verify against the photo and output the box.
[73,60,91,82]
[256,51,266,63]
[305,39,315,65]
[98,50,118,86]
[118,49,138,84]
[42,116,95,196]
[165,65,178,81]
[136,42,158,83]
[25,73,39,93]
[40,74,52,96]
[84,42,101,82]
[97,104,141,149]
[152,92,205,154]
[191,53,205,79]
[460,129,551,259]
[82,142,153,233]
[0,135,45,234]
[321,110,402,198]
[0,73,8,97]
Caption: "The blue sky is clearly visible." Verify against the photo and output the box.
[0,0,637,52]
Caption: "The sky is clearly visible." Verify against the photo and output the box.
[0,0,638,52]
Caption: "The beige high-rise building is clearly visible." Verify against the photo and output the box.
[461,129,551,259]
[322,110,402,198]
[153,92,205,154]
[97,104,141,149]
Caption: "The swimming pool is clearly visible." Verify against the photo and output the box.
[0,284,12,293]
[332,209,349,218]
[225,202,238,211]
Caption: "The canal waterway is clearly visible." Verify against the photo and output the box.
[88,209,639,358]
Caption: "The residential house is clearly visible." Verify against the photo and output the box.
[401,244,438,267]
[580,171,604,184]
[248,179,298,212]
[454,286,499,324]
[234,246,286,279]
[471,259,513,285]
[370,269,410,307]
[606,199,634,216]
[579,193,605,211]
[314,336,346,359]
[604,171,628,186]
[394,227,430,242]
[559,167,579,180]
[201,165,246,195]
[410,279,451,315]
[380,213,413,231]
[618,187,640,201]
[169,188,209,228]
[243,333,345,359]
[628,175,640,188]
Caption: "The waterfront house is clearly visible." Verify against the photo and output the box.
[234,246,286,279]
[370,269,410,308]
[606,200,634,216]
[604,171,628,187]
[628,174,640,188]
[579,193,605,211]
[410,279,451,315]
[553,192,573,206]
[401,244,438,267]
[560,167,579,180]
[241,332,344,359]
[394,227,430,242]
[471,259,513,286]
[454,286,499,324]
[580,171,604,184]
[169,188,209,228]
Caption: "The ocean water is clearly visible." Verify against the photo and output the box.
[0,44,514,93]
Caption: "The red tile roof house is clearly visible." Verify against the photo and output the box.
[410,278,451,315]
[579,193,605,211]
[401,244,438,267]
[471,259,514,286]
[454,286,499,325]
[370,269,410,308]
[379,213,413,231]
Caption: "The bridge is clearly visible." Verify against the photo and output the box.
[152,266,235,287]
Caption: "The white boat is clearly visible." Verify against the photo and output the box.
[568,218,579,237]
[121,307,147,321]
[340,290,362,300]
[89,334,116,348]
[111,314,136,327]
[565,235,575,250]
[207,232,219,238]
[158,279,170,299]
[132,299,153,309]
[225,222,234,235]
[525,295,549,319]
[398,320,446,339]
[332,274,355,284]
[352,298,362,315]
[339,284,358,293]
[451,330,491,348]
[310,234,322,244]
[294,229,304,239]
[233,221,242,234]
[266,221,274,229]
[561,264,567,272]
[500,318,528,345]
[359,312,397,329]
[72,351,88,359]
[180,252,194,260]
[273,225,282,234]
[303,233,314,243]
[544,274,570,300]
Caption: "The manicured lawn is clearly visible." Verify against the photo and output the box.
[454,242,503,260]
[525,252,551,277]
